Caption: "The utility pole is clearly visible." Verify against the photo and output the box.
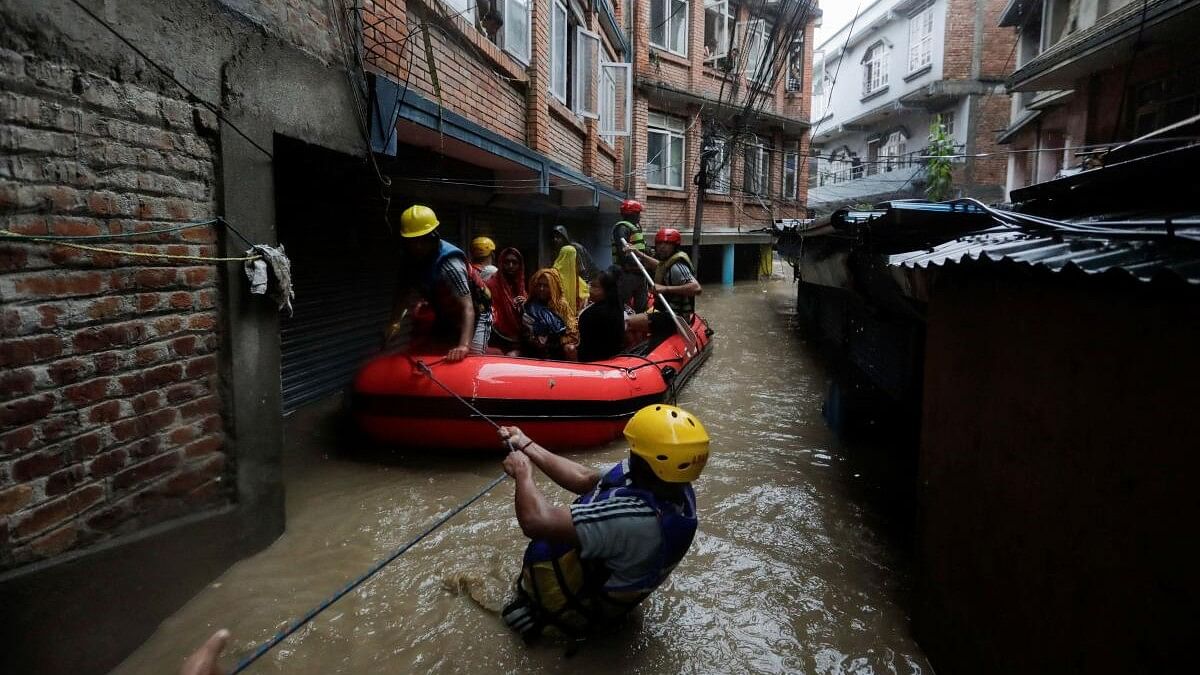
[691,126,714,267]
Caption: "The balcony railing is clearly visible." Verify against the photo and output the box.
[811,144,965,188]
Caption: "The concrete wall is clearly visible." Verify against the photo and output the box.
[0,0,362,671]
[914,265,1199,674]
[1002,40,1189,197]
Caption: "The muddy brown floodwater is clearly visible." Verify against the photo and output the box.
[116,277,930,675]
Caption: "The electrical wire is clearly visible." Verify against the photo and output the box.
[2,232,262,262]
[0,220,218,241]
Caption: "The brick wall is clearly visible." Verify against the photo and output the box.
[944,0,1016,80]
[380,1,529,145]
[548,109,587,171]
[943,0,977,80]
[968,93,1011,186]
[636,0,809,122]
[633,1,815,231]
[596,142,618,187]
[978,0,1017,81]
[0,49,227,570]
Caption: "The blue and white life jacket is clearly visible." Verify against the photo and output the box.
[407,239,491,343]
[517,460,698,634]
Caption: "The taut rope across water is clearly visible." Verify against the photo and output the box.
[231,359,525,673]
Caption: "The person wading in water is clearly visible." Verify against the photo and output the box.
[498,404,710,641]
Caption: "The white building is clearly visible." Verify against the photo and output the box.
[808,0,1014,213]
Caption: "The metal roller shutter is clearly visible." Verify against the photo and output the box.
[279,256,396,412]
[469,208,541,269]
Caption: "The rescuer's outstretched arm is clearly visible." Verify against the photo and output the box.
[499,426,600,495]
[503,450,579,544]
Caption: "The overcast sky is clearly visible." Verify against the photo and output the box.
[815,1,865,47]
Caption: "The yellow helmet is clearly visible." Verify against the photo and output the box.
[471,236,496,258]
[400,204,440,238]
[624,404,710,483]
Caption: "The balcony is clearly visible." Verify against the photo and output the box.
[808,144,964,207]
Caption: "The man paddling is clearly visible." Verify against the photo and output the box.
[624,227,701,345]
[612,199,649,312]
[498,404,709,640]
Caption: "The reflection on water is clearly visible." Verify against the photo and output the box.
[115,279,929,675]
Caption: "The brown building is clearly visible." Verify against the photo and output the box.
[631,0,817,278]
[998,0,1200,194]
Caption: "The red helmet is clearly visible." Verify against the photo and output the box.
[655,228,683,245]
[620,199,643,215]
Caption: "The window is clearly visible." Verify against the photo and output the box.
[811,53,827,118]
[704,0,733,63]
[501,0,532,63]
[599,62,632,140]
[706,134,731,194]
[782,142,799,199]
[880,131,907,172]
[938,110,955,136]
[647,112,686,189]
[743,136,769,195]
[740,19,773,83]
[650,0,689,56]
[444,0,476,24]
[862,42,888,96]
[550,0,569,104]
[550,5,607,118]
[908,6,934,74]
[786,35,804,92]
[865,138,880,176]
[575,27,600,118]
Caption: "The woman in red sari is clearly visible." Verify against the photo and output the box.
[486,247,527,355]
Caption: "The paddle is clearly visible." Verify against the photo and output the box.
[623,239,700,358]
[383,306,414,353]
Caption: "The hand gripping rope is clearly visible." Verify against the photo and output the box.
[231,359,529,673]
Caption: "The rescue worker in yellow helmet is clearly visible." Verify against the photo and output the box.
[392,205,493,363]
[470,236,498,282]
[497,404,708,640]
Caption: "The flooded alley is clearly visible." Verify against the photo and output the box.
[116,278,929,675]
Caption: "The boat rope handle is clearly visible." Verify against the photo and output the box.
[231,359,531,673]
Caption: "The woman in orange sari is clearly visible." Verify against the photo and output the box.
[521,268,579,360]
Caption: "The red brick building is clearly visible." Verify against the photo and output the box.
[997,0,1200,197]
[360,0,816,279]
[630,0,817,278]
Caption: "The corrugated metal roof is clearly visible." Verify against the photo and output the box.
[887,228,1200,285]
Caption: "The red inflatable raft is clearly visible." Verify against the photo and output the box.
[352,314,713,450]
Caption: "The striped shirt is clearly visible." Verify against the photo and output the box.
[571,492,662,589]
